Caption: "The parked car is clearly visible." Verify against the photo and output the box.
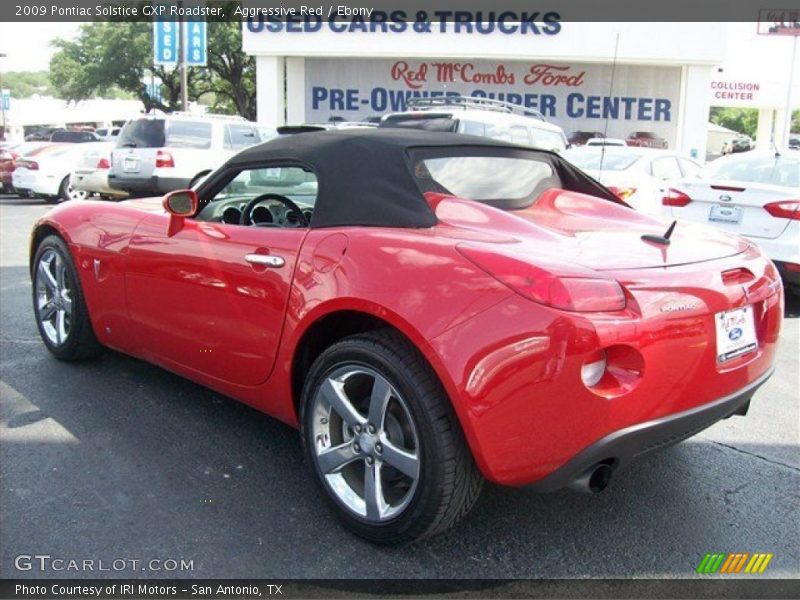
[666,151,800,294]
[108,113,265,196]
[95,127,121,142]
[379,95,569,152]
[563,146,702,216]
[30,129,781,543]
[1,142,62,194]
[568,130,605,146]
[25,127,60,142]
[69,142,127,200]
[626,131,669,149]
[50,130,102,143]
[585,137,627,147]
[12,143,91,202]
[724,136,754,154]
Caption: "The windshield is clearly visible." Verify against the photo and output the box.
[563,148,643,171]
[413,155,557,208]
[704,154,800,188]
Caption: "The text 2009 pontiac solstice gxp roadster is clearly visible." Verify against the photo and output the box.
[30,129,781,543]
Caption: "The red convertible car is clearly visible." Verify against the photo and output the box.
[30,129,782,543]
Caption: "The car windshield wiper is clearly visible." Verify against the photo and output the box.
[120,142,137,148]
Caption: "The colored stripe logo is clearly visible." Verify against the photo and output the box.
[697,553,773,574]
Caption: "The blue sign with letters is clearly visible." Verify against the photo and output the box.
[153,20,179,65]
[184,20,207,66]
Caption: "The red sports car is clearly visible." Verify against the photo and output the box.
[29,129,782,543]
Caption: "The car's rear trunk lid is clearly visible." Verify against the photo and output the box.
[666,179,797,239]
[433,189,750,271]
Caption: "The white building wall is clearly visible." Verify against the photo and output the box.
[256,55,286,127]
[679,65,714,160]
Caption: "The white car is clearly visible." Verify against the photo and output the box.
[12,143,92,203]
[109,113,266,196]
[379,95,569,153]
[69,142,127,200]
[585,137,627,147]
[563,146,702,217]
[666,151,800,294]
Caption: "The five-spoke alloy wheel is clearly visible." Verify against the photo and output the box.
[310,366,421,522]
[302,330,483,544]
[32,235,102,360]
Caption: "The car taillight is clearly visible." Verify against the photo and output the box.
[662,188,692,207]
[96,157,111,169]
[19,160,39,170]
[607,186,637,201]
[764,200,800,220]
[155,150,174,168]
[457,245,627,313]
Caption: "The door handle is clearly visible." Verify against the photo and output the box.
[245,254,285,268]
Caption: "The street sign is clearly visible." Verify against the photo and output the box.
[184,20,207,66]
[154,20,179,65]
[1,89,10,111]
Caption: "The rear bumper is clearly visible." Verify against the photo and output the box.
[525,368,772,492]
[108,174,189,195]
[71,170,128,198]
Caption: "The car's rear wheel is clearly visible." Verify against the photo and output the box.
[58,176,87,203]
[32,235,102,360]
[301,329,483,544]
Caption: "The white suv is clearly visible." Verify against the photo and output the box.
[109,113,267,196]
[379,96,569,153]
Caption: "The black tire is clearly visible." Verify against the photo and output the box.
[300,329,483,544]
[31,235,103,361]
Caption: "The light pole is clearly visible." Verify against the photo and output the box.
[0,52,7,141]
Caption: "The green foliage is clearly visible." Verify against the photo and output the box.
[49,20,255,119]
[709,107,759,138]
[1,71,54,97]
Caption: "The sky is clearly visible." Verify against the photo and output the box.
[0,23,81,72]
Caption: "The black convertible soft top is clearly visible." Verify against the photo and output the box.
[226,128,619,229]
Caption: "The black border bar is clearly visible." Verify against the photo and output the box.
[2,579,800,599]
[0,0,797,22]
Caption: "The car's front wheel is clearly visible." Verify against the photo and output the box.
[301,329,483,544]
[32,235,102,360]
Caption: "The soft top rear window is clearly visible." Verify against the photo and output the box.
[380,115,458,133]
[411,149,560,210]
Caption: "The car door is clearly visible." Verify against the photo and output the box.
[124,164,316,386]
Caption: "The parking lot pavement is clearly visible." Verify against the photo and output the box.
[1,193,798,580]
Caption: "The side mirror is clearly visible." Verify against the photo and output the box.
[163,189,198,216]
[163,189,198,236]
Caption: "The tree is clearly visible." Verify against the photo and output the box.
[1,71,54,98]
[709,107,759,138]
[49,20,256,119]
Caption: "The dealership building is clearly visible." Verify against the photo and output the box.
[242,18,798,159]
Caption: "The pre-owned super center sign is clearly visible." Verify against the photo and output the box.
[305,58,681,143]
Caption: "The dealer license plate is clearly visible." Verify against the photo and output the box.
[123,157,139,173]
[709,204,742,224]
[715,306,757,363]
